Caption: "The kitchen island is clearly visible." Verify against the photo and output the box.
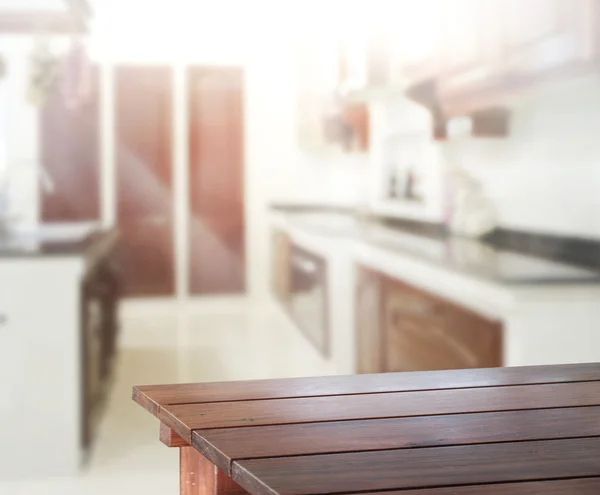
[0,225,120,478]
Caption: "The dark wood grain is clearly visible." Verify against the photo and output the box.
[232,437,600,495]
[132,386,161,417]
[160,422,188,448]
[132,362,600,416]
[192,406,600,475]
[160,381,600,441]
[351,478,600,494]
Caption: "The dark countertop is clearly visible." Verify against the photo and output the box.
[0,225,118,259]
[274,209,600,286]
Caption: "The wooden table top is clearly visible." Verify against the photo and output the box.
[133,364,600,494]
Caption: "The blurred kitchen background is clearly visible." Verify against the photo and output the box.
[1,0,600,492]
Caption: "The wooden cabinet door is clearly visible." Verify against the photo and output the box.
[355,266,383,374]
[188,67,245,295]
[383,278,502,372]
[500,0,599,78]
[40,67,100,222]
[272,229,290,305]
[115,66,175,297]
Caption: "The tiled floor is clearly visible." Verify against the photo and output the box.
[0,298,336,495]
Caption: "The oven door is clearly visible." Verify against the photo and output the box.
[289,245,329,357]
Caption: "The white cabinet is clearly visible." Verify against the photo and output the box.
[438,0,503,101]
[386,0,444,86]
[0,267,25,425]
[0,258,84,479]
[500,0,599,78]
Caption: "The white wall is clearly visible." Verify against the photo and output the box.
[244,23,370,300]
[440,77,600,239]
[362,76,600,240]
[0,37,41,228]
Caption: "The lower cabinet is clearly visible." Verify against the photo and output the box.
[356,266,384,374]
[81,251,121,450]
[356,265,503,373]
[272,229,291,306]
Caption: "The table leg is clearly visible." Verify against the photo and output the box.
[180,446,247,495]
[160,423,247,495]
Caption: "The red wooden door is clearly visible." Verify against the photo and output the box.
[188,67,246,294]
[115,66,175,297]
[40,67,100,222]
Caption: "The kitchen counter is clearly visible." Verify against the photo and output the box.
[271,208,600,374]
[0,223,110,256]
[283,212,600,286]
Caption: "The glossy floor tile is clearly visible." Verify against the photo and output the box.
[0,298,335,494]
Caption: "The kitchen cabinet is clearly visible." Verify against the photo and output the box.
[356,0,600,120]
[272,229,291,305]
[356,265,503,373]
[387,0,444,87]
[115,66,175,297]
[438,0,503,112]
[188,67,246,295]
[500,0,600,80]
[355,265,383,374]
[40,66,100,222]
[81,256,120,448]
[0,230,120,478]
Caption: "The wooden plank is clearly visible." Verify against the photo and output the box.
[180,446,247,495]
[232,437,600,495]
[160,422,188,448]
[132,387,161,417]
[192,406,600,475]
[349,478,600,494]
[160,381,600,441]
[132,362,600,416]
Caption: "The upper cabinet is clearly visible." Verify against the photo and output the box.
[438,0,503,107]
[500,0,600,80]
[349,0,600,123]
[387,0,444,87]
